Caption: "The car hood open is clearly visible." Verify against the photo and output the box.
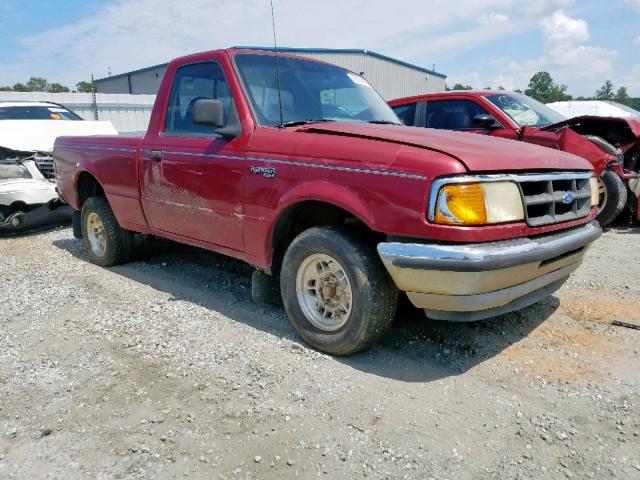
[540,115,640,138]
[298,122,591,172]
[0,120,118,152]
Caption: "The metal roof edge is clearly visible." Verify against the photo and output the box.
[233,46,446,78]
[97,47,447,82]
[95,62,169,83]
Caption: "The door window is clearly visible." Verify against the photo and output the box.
[392,103,417,126]
[164,62,235,135]
[426,100,491,130]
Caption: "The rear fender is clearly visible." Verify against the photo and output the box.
[73,165,103,209]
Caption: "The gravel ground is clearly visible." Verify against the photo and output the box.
[1,225,639,479]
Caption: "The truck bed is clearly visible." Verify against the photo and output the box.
[55,135,148,232]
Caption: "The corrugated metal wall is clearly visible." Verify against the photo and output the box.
[0,91,155,133]
[97,66,166,95]
[295,52,445,100]
[96,52,446,100]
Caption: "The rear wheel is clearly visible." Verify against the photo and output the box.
[81,197,133,267]
[280,226,397,355]
[596,170,627,226]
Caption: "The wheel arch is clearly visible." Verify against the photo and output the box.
[267,191,383,274]
[75,170,106,208]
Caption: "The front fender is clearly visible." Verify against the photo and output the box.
[274,180,379,229]
[556,128,609,175]
[250,180,385,269]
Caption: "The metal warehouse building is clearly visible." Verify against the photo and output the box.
[95,47,446,100]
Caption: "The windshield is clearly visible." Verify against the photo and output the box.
[485,93,566,127]
[0,105,82,121]
[234,53,400,126]
[0,162,32,180]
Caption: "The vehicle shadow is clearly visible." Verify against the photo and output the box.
[52,235,557,383]
[0,221,71,238]
[608,212,640,232]
[612,227,640,235]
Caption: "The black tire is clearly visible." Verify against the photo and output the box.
[596,170,627,226]
[280,226,398,356]
[81,196,133,267]
[72,210,83,239]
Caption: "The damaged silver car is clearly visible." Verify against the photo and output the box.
[0,146,72,233]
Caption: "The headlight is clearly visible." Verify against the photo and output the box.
[589,177,599,207]
[433,181,524,225]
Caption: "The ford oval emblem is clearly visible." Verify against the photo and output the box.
[562,192,575,204]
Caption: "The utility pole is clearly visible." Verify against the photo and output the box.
[91,74,99,121]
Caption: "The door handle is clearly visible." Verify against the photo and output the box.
[149,150,163,161]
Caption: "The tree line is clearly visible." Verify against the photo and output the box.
[448,71,640,111]
[0,77,95,94]
[3,73,639,112]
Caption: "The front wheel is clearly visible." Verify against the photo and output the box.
[81,196,133,267]
[280,226,398,355]
[596,170,627,226]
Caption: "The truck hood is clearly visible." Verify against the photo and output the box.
[299,122,591,172]
[0,120,118,152]
[540,115,640,138]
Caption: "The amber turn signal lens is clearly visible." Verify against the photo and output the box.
[432,181,524,225]
[434,183,487,225]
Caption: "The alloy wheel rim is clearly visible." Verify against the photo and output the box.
[295,253,353,332]
[86,212,107,257]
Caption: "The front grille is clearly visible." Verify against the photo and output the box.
[518,174,592,227]
[34,153,55,179]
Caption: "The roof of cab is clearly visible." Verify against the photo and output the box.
[389,90,515,105]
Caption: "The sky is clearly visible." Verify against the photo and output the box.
[0,0,638,97]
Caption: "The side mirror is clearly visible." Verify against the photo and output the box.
[192,98,224,128]
[472,114,499,129]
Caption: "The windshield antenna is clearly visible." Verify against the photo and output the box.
[270,0,285,127]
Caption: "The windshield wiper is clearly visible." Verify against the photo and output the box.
[280,118,336,128]
[368,120,403,125]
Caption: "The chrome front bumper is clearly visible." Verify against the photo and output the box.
[377,221,602,321]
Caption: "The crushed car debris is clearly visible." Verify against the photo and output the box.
[0,146,71,233]
[389,91,640,225]
[0,101,118,233]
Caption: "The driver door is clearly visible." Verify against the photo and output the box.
[140,60,245,251]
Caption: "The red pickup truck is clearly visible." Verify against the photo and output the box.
[54,49,602,355]
[389,91,640,225]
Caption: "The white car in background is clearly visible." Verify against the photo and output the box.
[547,100,640,120]
[0,101,117,179]
[0,102,117,233]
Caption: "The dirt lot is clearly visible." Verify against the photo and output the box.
[1,226,639,479]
